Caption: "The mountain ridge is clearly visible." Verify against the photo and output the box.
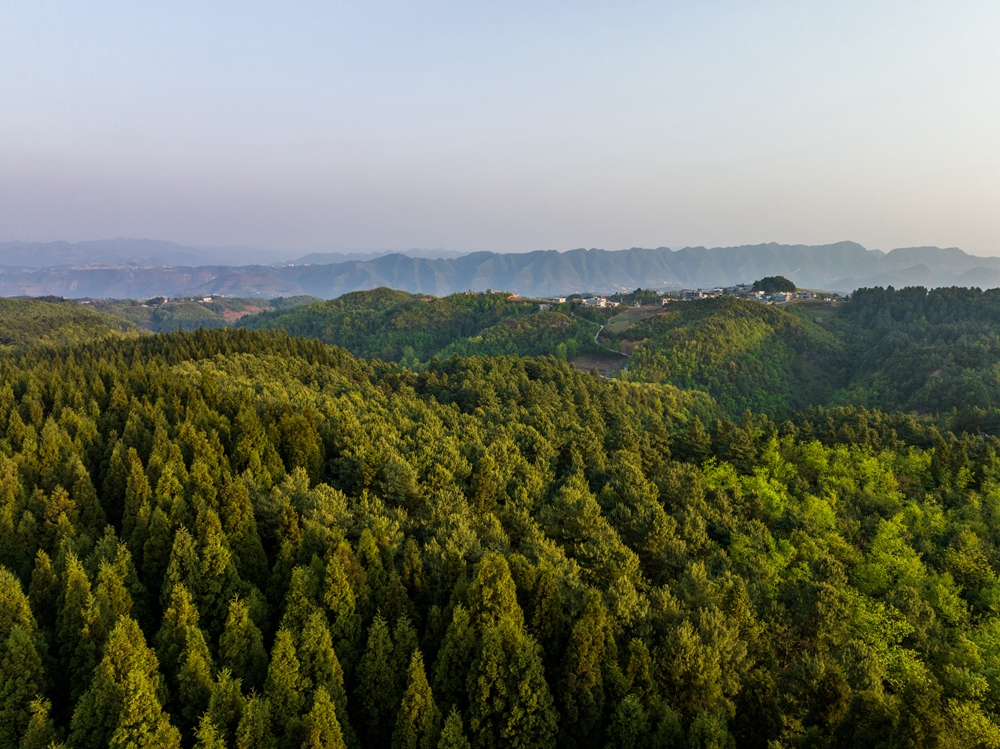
[1,240,999,298]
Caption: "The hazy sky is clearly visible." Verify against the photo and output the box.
[2,1,998,255]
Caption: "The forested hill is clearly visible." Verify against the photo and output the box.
[610,296,846,415]
[2,328,1000,747]
[236,288,608,364]
[0,298,137,350]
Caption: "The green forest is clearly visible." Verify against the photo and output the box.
[3,286,1000,747]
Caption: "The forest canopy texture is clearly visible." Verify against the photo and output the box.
[3,288,1000,747]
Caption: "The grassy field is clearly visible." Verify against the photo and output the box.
[603,304,668,333]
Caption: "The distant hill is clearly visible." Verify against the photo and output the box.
[292,248,470,264]
[91,295,320,333]
[236,287,610,364]
[607,296,846,414]
[0,297,138,349]
[3,241,1000,298]
[0,238,296,267]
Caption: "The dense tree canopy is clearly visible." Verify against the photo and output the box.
[0,322,996,748]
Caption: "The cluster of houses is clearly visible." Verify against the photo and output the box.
[678,286,817,304]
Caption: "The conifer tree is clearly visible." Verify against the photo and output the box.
[393,616,420,692]
[0,565,35,641]
[392,650,441,749]
[108,668,182,749]
[161,527,200,612]
[194,714,228,749]
[122,448,150,540]
[298,610,355,747]
[28,549,60,633]
[437,708,471,749]
[0,624,45,749]
[56,553,99,706]
[68,616,177,749]
[354,614,395,747]
[560,590,613,744]
[237,694,277,749]
[20,697,59,749]
[433,604,477,716]
[177,626,215,736]
[468,552,522,631]
[219,596,268,692]
[218,476,269,588]
[605,695,649,749]
[206,669,246,748]
[196,507,242,638]
[141,506,173,596]
[94,558,134,646]
[281,566,322,640]
[265,628,305,747]
[677,417,712,464]
[301,686,346,749]
[467,616,558,749]
[155,583,200,687]
[323,551,361,669]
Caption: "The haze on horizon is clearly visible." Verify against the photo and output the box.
[1,2,998,256]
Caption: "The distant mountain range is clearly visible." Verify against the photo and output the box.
[2,239,1000,298]
[0,239,468,268]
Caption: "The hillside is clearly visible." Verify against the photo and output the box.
[237,288,610,364]
[608,297,846,415]
[829,286,1000,417]
[0,329,999,747]
[0,297,138,349]
[5,242,1000,298]
[92,295,320,333]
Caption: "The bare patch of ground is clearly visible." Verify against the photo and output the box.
[569,355,627,378]
[221,306,264,323]
[605,305,669,334]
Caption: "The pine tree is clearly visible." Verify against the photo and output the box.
[219,596,268,692]
[437,708,471,749]
[433,605,477,716]
[0,624,45,749]
[354,614,395,747]
[176,626,215,736]
[392,650,441,749]
[467,616,558,749]
[301,686,346,749]
[265,628,305,747]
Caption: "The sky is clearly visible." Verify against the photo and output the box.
[1,1,998,256]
